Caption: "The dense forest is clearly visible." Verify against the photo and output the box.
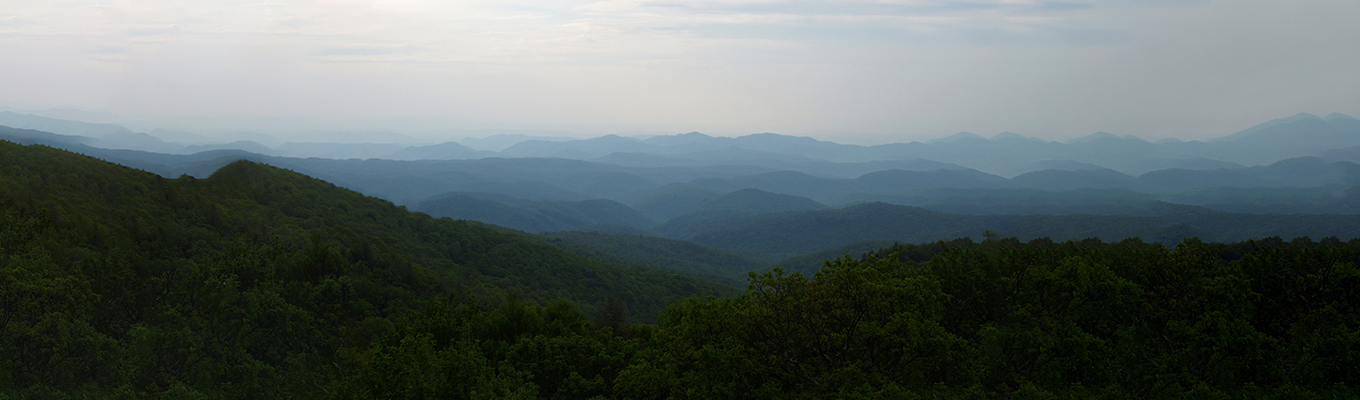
[3,140,1359,398]
[0,140,730,396]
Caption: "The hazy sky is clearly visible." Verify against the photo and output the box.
[1,0,1357,143]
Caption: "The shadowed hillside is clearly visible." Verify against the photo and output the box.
[413,194,656,233]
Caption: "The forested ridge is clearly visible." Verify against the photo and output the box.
[612,237,1358,399]
[0,140,730,398]
[531,231,766,286]
[3,140,1359,398]
[682,202,1360,260]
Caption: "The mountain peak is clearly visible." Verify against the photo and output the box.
[1066,131,1119,144]
[741,132,802,140]
[584,134,642,143]
[1325,113,1358,122]
[1213,112,1355,143]
[1282,112,1324,122]
[928,131,985,144]
[1211,112,1329,142]
[990,131,1028,140]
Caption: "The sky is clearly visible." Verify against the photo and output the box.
[1,0,1357,144]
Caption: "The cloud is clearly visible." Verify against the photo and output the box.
[126,24,183,36]
[1,0,1355,142]
[550,0,1111,50]
[87,43,131,54]
[0,14,50,31]
[318,43,419,56]
[639,0,1092,17]
[0,0,1107,65]
[492,14,552,20]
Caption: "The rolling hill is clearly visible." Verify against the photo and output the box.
[654,188,829,239]
[532,231,767,286]
[413,194,656,234]
[0,139,731,322]
[682,202,1360,260]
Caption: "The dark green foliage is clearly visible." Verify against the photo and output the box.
[595,293,631,336]
[7,139,1360,399]
[0,140,728,398]
[332,296,640,400]
[627,237,1360,398]
[535,231,764,286]
[767,239,903,275]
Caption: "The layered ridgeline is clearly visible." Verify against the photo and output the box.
[4,139,1358,398]
[530,231,767,287]
[6,110,1359,178]
[8,115,1360,216]
[412,193,657,234]
[11,119,1360,265]
[346,169,1360,270]
[676,201,1360,261]
[0,140,733,397]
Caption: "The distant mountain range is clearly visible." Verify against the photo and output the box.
[5,111,1360,259]
[4,111,1358,177]
[5,119,1358,210]
[7,116,1360,280]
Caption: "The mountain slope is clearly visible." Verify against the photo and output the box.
[832,187,1165,216]
[852,168,1009,191]
[619,182,727,221]
[1011,168,1142,191]
[692,170,857,200]
[0,140,729,322]
[532,231,767,286]
[386,141,496,160]
[0,124,93,146]
[1209,113,1360,164]
[0,111,128,137]
[655,188,829,239]
[414,194,656,233]
[684,202,1360,260]
[0,139,735,398]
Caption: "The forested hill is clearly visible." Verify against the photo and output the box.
[637,237,1360,399]
[683,202,1360,260]
[1,139,735,315]
[7,138,1359,399]
[0,140,734,394]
